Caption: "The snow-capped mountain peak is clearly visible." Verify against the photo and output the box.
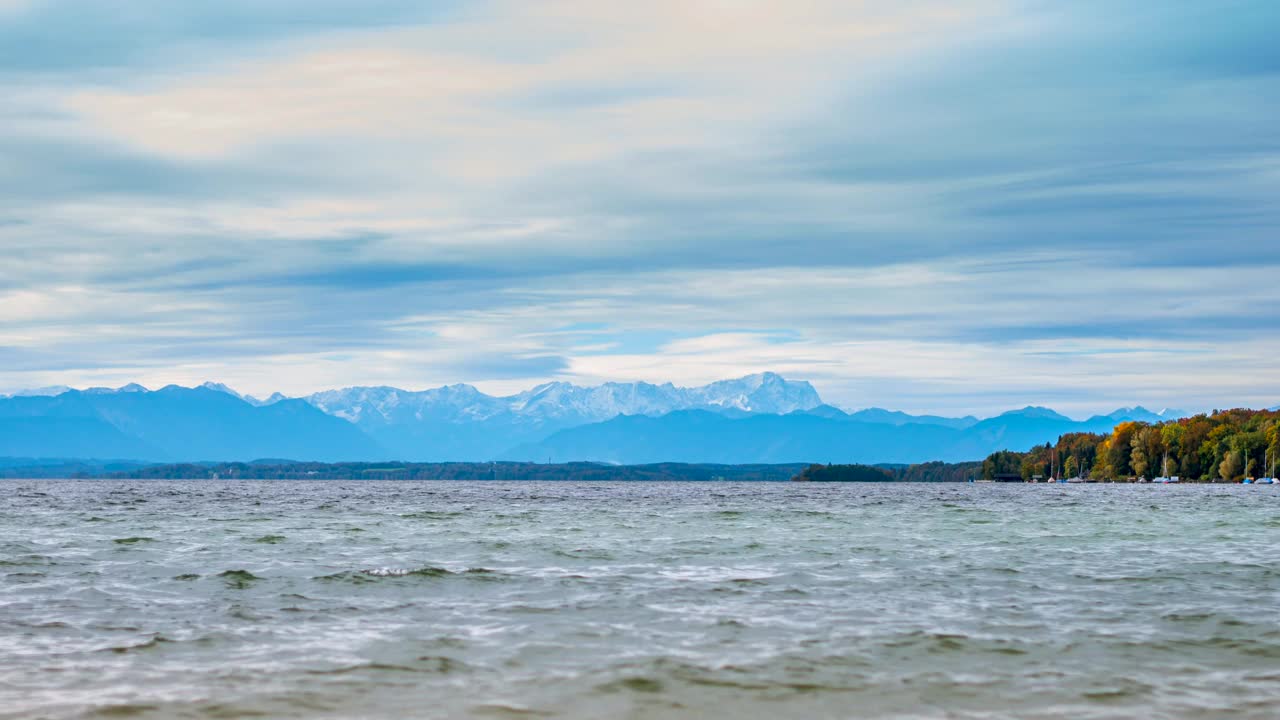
[305,384,504,425]
[303,373,824,429]
[689,372,822,413]
[199,381,244,399]
[248,392,290,407]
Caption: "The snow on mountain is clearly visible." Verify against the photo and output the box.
[306,384,508,425]
[5,385,73,398]
[250,392,289,407]
[291,373,823,460]
[2,383,149,398]
[1104,406,1159,423]
[1103,406,1190,423]
[685,372,823,413]
[305,372,823,429]
[197,383,289,407]
[507,381,678,421]
[83,383,150,395]
[198,381,244,399]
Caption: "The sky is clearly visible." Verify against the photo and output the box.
[1,0,1278,417]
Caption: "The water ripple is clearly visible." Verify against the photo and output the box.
[1,480,1278,719]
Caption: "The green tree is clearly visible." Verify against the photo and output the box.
[1205,425,1236,481]
[1107,422,1141,478]
[1266,423,1279,474]
[1160,423,1184,460]
[1020,455,1047,481]
[981,450,1022,480]
[1130,427,1156,480]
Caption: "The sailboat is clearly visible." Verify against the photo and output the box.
[1153,451,1179,483]
[1258,448,1277,484]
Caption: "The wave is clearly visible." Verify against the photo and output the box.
[313,567,505,583]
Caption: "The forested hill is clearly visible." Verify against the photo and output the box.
[979,408,1280,481]
[791,464,894,482]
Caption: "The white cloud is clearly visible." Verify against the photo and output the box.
[3,0,1279,416]
[64,1,999,166]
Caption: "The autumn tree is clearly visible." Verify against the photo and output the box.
[968,410,1277,484]
[1160,423,1184,469]
[1130,426,1158,480]
[1219,451,1241,482]
[1130,444,1148,479]
[1106,422,1143,479]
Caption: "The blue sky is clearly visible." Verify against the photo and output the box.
[1,0,1278,416]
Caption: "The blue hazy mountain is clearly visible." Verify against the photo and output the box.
[1097,406,1188,424]
[0,386,382,461]
[501,406,1133,465]
[500,410,960,465]
[838,406,980,429]
[1,374,1201,464]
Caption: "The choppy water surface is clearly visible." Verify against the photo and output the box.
[2,481,1279,719]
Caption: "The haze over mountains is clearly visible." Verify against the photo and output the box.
[0,373,1204,465]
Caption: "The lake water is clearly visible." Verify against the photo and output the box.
[2,481,1279,719]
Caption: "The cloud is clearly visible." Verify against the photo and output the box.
[0,1,458,75]
[1,0,1278,414]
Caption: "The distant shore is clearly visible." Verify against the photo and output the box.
[4,459,1273,483]
[2,459,935,482]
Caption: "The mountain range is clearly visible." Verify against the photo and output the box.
[0,373,1204,464]
[0,385,379,462]
[500,405,1189,465]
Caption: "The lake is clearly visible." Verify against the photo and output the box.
[2,481,1278,719]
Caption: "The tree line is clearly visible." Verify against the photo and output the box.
[981,408,1280,481]
[103,461,808,482]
